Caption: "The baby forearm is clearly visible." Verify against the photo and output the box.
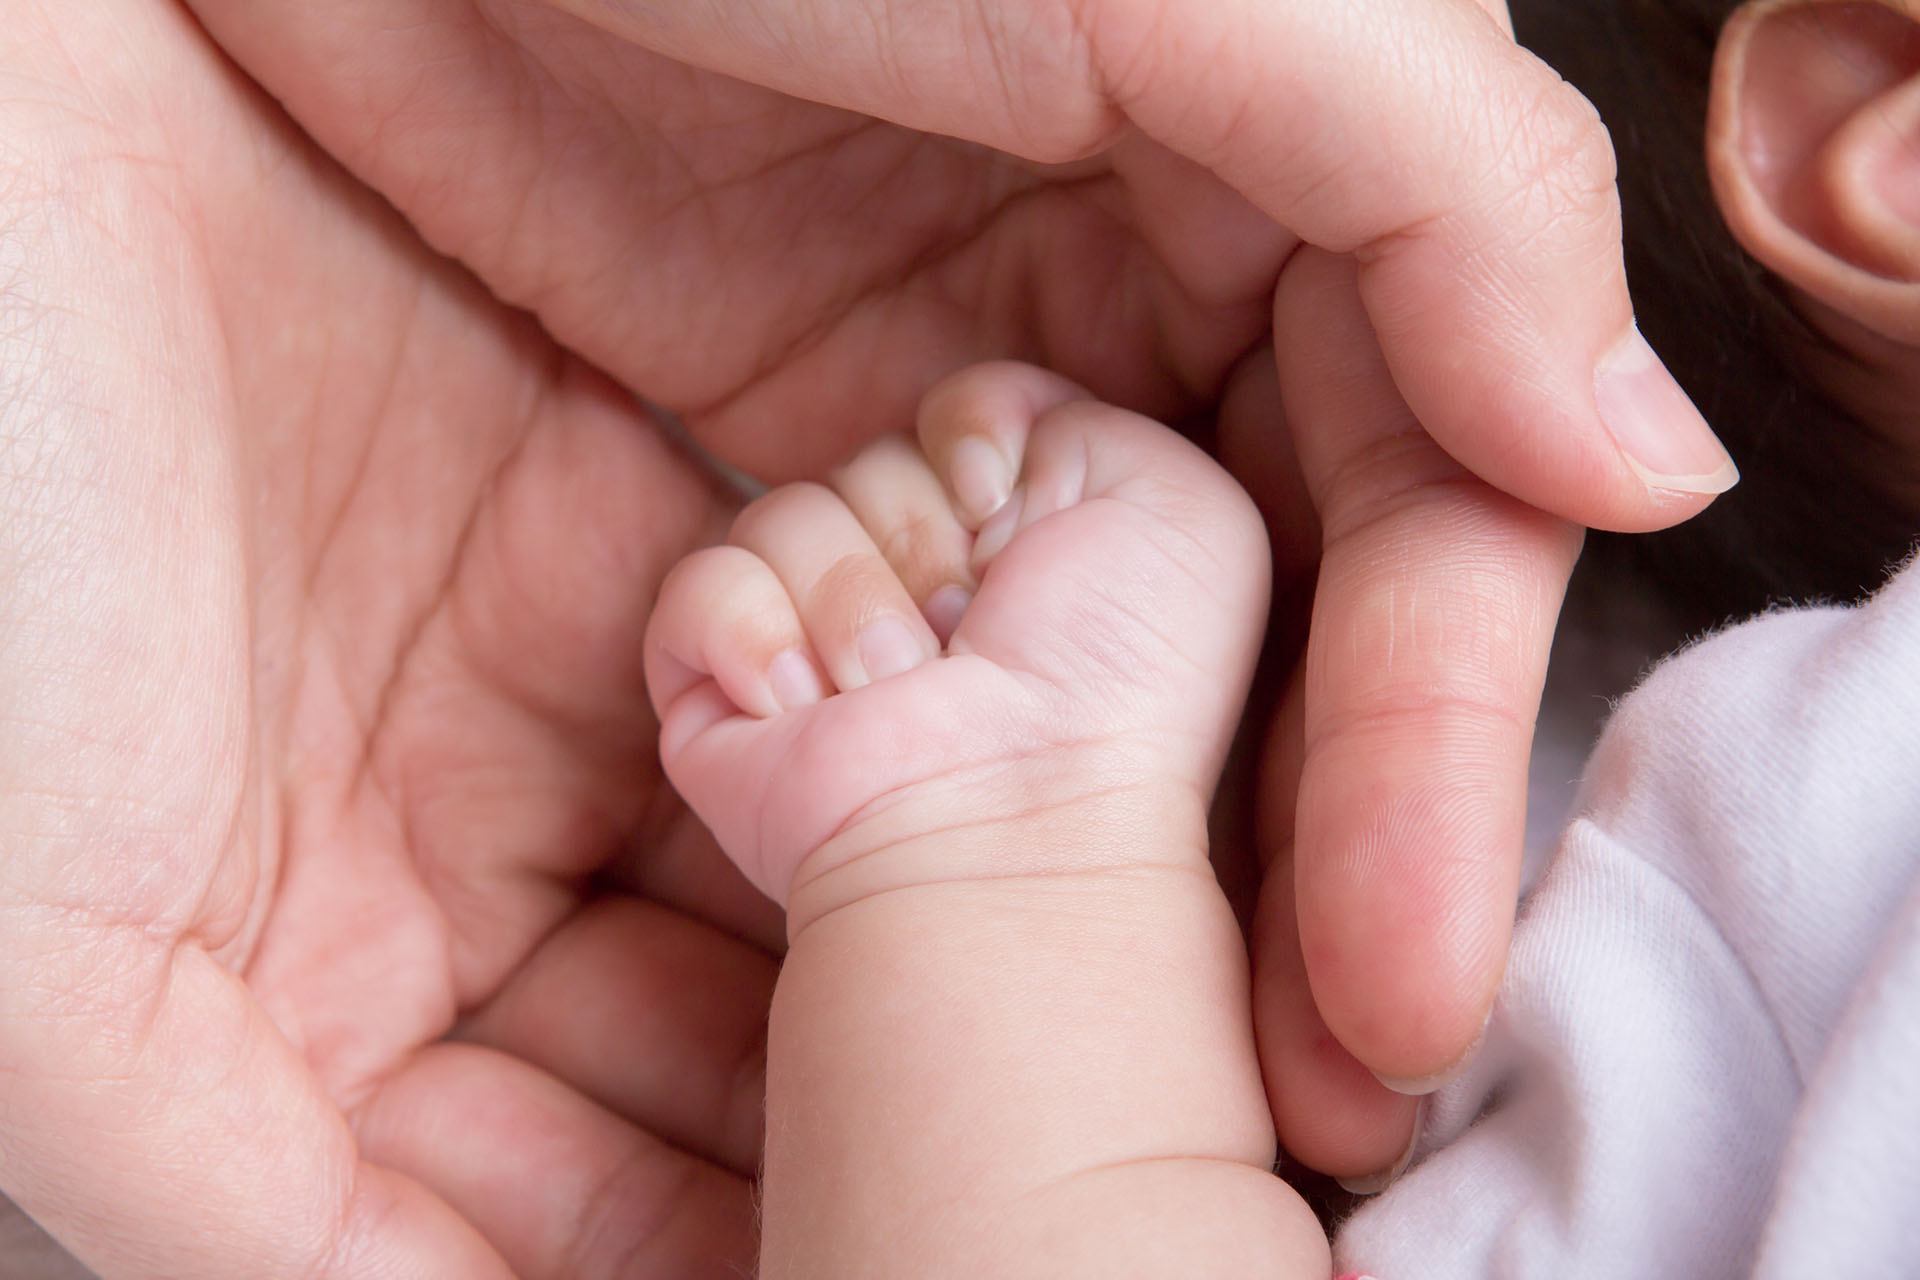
[761,856,1326,1279]
[647,365,1328,1276]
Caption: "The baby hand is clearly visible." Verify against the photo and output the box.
[648,363,1270,921]
[647,362,1327,1278]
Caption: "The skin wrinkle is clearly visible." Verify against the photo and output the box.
[1510,0,1920,622]
[11,0,1788,1258]
[415,8,565,279]
[560,1133,690,1280]
[796,737,1140,878]
[344,433,507,810]
[180,0,1316,503]
[657,122,983,311]
[1037,1150,1278,1201]
[295,281,421,606]
[1063,0,1187,149]
[808,552,912,635]
[257,327,569,1045]
[974,0,1025,143]
[703,150,1245,442]
[684,162,1075,430]
[2,191,256,967]
[1472,68,1621,234]
[1,7,787,1272]
[795,798,1215,936]
[875,511,961,601]
[450,395,698,732]
[448,895,773,1173]
[1303,689,1538,761]
[676,371,1309,1261]
[470,63,563,300]
[1075,565,1218,690]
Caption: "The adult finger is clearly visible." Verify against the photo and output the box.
[543,0,1735,530]
[605,795,788,954]
[0,938,512,1279]
[1272,249,1582,1092]
[1212,347,1417,1177]
[355,1043,757,1280]
[1246,664,1424,1186]
[458,895,776,1176]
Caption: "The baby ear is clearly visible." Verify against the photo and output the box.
[1709,0,1920,342]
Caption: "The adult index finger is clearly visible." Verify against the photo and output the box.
[1272,249,1583,1102]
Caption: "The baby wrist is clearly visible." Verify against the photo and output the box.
[782,778,1211,938]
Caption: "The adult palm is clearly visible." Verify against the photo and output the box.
[183,0,1634,1164]
[0,4,776,1276]
[185,0,1298,483]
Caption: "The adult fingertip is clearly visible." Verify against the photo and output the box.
[1368,1010,1490,1096]
[1594,323,1740,498]
[1306,907,1506,1097]
[1332,1098,1424,1196]
[1251,878,1427,1178]
[1370,1062,1468,1097]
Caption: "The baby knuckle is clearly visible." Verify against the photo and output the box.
[730,481,838,544]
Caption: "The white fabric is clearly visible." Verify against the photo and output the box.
[1339,556,1920,1279]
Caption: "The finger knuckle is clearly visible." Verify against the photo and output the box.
[876,512,965,597]
[1312,426,1470,547]
[806,551,903,628]
[1506,75,1617,218]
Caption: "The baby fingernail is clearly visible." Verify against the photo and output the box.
[969,489,1025,570]
[768,647,826,711]
[856,616,928,683]
[1594,324,1739,497]
[924,584,973,645]
[950,436,1013,523]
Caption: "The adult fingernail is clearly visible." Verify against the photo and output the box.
[950,436,1014,524]
[1372,1059,1470,1096]
[856,616,929,683]
[924,584,973,644]
[1371,1013,1489,1096]
[1594,324,1739,496]
[1335,1099,1424,1196]
[1335,1171,1395,1196]
[768,647,826,711]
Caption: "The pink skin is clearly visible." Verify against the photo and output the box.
[647,363,1271,917]
[644,363,1329,1277]
[181,0,1732,1179]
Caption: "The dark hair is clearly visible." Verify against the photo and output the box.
[1512,0,1918,632]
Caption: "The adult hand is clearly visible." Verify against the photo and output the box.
[177,0,1736,1180]
[0,4,783,1275]
[1216,255,1584,1186]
